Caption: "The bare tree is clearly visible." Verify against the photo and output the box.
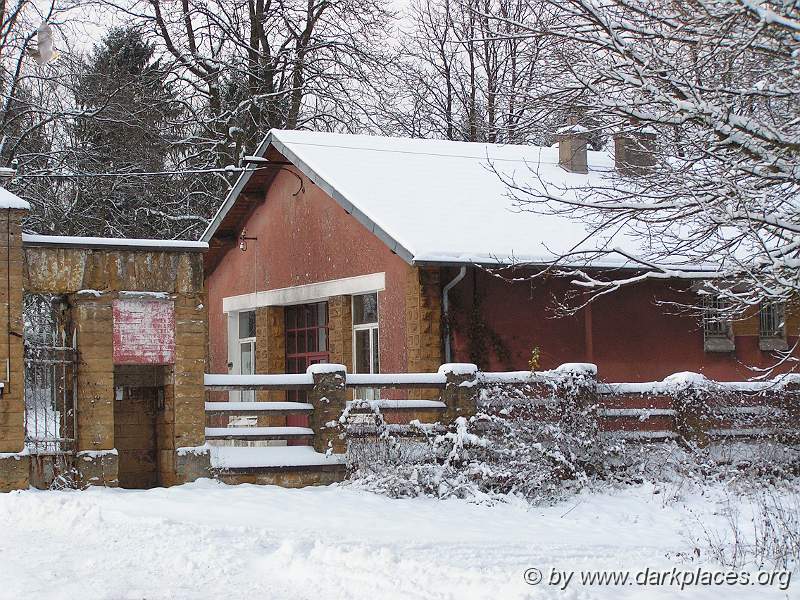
[484,0,800,324]
[378,0,563,144]
[99,0,396,169]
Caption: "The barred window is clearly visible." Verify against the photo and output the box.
[702,296,730,338]
[759,302,785,339]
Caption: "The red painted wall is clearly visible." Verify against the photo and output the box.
[112,299,175,365]
[206,166,412,376]
[208,164,797,385]
[447,267,798,382]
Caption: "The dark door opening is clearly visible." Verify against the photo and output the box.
[113,365,164,488]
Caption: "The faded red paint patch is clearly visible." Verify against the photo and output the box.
[113,299,175,365]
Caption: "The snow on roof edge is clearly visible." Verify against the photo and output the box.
[412,252,724,272]
[0,186,30,210]
[268,134,415,263]
[201,129,727,273]
[23,234,208,251]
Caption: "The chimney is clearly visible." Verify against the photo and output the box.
[557,119,588,174]
[614,124,657,176]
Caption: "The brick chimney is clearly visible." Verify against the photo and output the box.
[557,120,589,174]
[614,125,657,176]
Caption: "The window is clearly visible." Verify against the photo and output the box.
[702,296,734,352]
[238,310,256,402]
[759,302,787,351]
[353,293,379,399]
[239,309,256,339]
[285,302,329,403]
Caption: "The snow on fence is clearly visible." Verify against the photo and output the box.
[203,363,800,472]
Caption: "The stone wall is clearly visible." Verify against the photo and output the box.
[255,306,286,406]
[328,295,353,371]
[405,268,442,399]
[0,241,210,492]
[0,209,27,490]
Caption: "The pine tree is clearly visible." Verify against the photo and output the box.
[67,27,199,238]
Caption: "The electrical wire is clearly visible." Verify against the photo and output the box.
[7,164,287,179]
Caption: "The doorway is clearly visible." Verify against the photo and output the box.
[113,365,164,488]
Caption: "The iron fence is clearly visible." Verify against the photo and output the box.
[23,294,76,454]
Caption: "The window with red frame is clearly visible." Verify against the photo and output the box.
[285,302,329,404]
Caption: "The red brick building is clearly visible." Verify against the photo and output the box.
[203,130,799,384]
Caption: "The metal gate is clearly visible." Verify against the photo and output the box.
[23,294,76,454]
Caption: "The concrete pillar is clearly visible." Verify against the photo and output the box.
[69,292,118,487]
[308,364,346,455]
[440,363,478,424]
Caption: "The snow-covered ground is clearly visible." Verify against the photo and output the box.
[0,480,795,600]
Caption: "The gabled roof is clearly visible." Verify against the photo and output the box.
[202,130,716,272]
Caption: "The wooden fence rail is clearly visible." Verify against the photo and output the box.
[203,363,800,476]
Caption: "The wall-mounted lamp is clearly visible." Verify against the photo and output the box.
[239,229,258,252]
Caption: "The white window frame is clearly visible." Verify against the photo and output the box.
[352,294,379,400]
[228,309,256,402]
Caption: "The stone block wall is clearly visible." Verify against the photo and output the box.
[328,295,353,371]
[255,306,286,406]
[0,242,211,491]
[0,209,27,490]
[405,267,443,398]
[254,306,287,428]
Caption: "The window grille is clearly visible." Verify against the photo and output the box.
[285,302,329,402]
[702,295,735,352]
[759,302,785,339]
[703,296,730,337]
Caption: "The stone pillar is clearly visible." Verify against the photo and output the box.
[171,290,209,484]
[70,292,118,487]
[658,372,713,447]
[0,208,27,491]
[406,267,442,399]
[328,295,353,372]
[308,364,346,454]
[255,306,286,425]
[440,363,478,425]
[554,363,600,448]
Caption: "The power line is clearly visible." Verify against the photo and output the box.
[5,162,294,179]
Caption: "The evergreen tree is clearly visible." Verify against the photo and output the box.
[66,27,201,237]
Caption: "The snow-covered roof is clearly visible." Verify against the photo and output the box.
[203,130,715,270]
[23,234,208,251]
[0,186,30,210]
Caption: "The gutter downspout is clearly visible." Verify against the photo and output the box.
[442,266,467,363]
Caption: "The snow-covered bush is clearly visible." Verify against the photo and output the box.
[346,367,619,503]
[346,368,800,504]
